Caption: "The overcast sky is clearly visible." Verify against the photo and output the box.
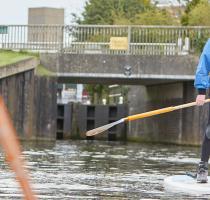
[0,0,87,24]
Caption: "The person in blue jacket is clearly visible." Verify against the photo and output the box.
[194,38,210,183]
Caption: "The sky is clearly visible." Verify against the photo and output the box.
[0,0,87,25]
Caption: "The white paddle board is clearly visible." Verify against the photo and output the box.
[164,175,210,195]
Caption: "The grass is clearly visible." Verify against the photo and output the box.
[0,50,34,67]
[35,64,55,76]
[0,50,55,77]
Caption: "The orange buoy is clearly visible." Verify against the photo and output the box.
[0,96,37,200]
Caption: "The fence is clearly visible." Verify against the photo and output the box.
[0,25,210,55]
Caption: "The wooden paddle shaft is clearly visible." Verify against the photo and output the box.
[0,97,37,200]
[125,99,210,122]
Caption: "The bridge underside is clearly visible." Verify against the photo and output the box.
[57,73,194,85]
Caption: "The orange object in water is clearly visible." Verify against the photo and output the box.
[0,96,37,200]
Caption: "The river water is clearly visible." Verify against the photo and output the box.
[0,140,208,199]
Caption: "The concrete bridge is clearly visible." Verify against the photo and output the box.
[38,51,206,146]
[0,25,204,84]
[40,53,198,85]
[0,25,209,145]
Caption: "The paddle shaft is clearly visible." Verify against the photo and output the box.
[0,97,37,200]
[125,99,210,122]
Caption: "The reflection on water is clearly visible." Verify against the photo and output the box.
[0,140,207,199]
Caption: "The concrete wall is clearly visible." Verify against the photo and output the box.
[28,8,64,45]
[0,59,57,140]
[40,53,198,75]
[28,7,64,25]
[128,82,208,145]
[0,70,35,139]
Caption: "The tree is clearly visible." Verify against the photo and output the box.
[180,0,210,53]
[133,8,178,25]
[85,84,109,104]
[187,1,210,26]
[181,0,209,25]
[80,0,152,25]
[184,0,201,14]
[78,0,177,25]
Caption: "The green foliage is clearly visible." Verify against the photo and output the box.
[181,0,210,53]
[85,84,129,105]
[187,1,210,26]
[188,30,210,54]
[184,0,201,14]
[80,0,175,25]
[120,0,152,19]
[35,65,55,77]
[18,50,40,58]
[81,0,114,24]
[181,0,200,25]
[111,13,132,25]
[85,84,109,104]
[133,8,178,25]
[181,0,210,25]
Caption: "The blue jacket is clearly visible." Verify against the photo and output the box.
[194,39,210,94]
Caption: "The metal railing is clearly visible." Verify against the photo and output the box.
[0,25,210,55]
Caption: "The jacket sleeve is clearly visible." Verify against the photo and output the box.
[194,39,210,94]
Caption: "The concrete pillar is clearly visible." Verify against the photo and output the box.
[34,76,57,140]
[181,81,209,145]
[127,82,207,145]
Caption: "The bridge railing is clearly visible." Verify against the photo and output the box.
[0,25,210,55]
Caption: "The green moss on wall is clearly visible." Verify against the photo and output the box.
[35,64,55,76]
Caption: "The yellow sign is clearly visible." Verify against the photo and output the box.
[110,37,128,50]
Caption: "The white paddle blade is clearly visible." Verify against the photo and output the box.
[86,118,125,137]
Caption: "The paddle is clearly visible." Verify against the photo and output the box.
[0,97,37,200]
[86,99,210,137]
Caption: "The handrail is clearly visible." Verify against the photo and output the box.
[0,25,209,55]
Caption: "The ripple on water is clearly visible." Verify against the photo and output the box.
[0,140,205,199]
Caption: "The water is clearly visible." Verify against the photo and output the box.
[0,140,208,199]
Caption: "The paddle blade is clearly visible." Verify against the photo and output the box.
[86,118,125,136]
